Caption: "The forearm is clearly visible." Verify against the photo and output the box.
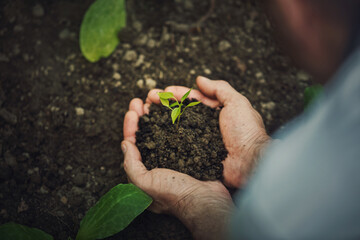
[174,185,234,240]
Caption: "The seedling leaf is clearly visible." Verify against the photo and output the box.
[170,102,179,108]
[186,101,201,108]
[157,92,175,100]
[304,84,323,109]
[80,0,127,62]
[160,98,170,107]
[76,184,152,240]
[181,88,192,103]
[171,107,181,124]
[0,222,53,240]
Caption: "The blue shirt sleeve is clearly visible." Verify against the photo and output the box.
[230,46,360,239]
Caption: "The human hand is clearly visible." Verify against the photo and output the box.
[122,97,233,240]
[148,76,271,188]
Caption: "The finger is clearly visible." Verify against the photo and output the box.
[144,103,151,114]
[123,110,139,144]
[146,89,164,104]
[196,76,242,105]
[122,140,148,185]
[164,86,220,108]
[222,159,242,189]
[129,98,144,116]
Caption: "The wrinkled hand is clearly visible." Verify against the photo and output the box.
[191,77,271,188]
[135,76,270,188]
[122,89,233,239]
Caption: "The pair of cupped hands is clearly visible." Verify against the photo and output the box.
[122,76,270,239]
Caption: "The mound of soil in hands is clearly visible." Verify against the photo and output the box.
[136,99,227,181]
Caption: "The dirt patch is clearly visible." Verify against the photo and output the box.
[136,99,226,181]
[0,0,313,239]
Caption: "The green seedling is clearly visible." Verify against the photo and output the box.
[157,88,201,130]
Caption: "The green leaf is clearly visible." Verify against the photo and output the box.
[80,0,127,62]
[170,102,179,108]
[76,184,152,240]
[157,92,175,100]
[0,222,53,240]
[171,107,181,124]
[186,101,201,108]
[304,84,323,109]
[159,98,169,107]
[181,88,192,103]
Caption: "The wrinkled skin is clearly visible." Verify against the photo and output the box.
[122,76,269,239]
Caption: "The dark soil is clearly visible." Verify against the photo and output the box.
[136,99,226,181]
[0,0,313,239]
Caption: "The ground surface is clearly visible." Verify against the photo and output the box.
[0,0,312,239]
[137,99,226,181]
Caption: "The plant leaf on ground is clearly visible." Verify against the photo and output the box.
[304,84,323,109]
[0,222,53,240]
[80,0,126,62]
[76,184,152,240]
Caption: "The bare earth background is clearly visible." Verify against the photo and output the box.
[0,0,312,239]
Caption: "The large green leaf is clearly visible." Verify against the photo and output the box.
[0,222,53,240]
[76,184,152,240]
[304,84,323,109]
[80,0,127,62]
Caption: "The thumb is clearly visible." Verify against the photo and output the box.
[196,76,240,105]
[122,140,148,185]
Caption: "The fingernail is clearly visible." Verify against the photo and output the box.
[121,142,127,154]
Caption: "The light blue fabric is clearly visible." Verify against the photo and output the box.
[230,45,360,239]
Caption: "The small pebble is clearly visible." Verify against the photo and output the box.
[13,25,23,33]
[113,72,121,80]
[73,173,87,187]
[59,29,71,40]
[134,34,148,46]
[75,107,84,116]
[134,54,145,67]
[32,4,44,17]
[145,78,157,89]
[136,79,144,89]
[204,68,212,75]
[261,101,276,111]
[255,72,263,79]
[218,40,231,52]
[297,71,310,81]
[123,50,137,62]
[133,21,143,32]
[147,39,156,48]
[17,199,28,213]
[39,186,49,194]
[65,165,73,171]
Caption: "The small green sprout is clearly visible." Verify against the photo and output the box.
[157,88,201,130]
